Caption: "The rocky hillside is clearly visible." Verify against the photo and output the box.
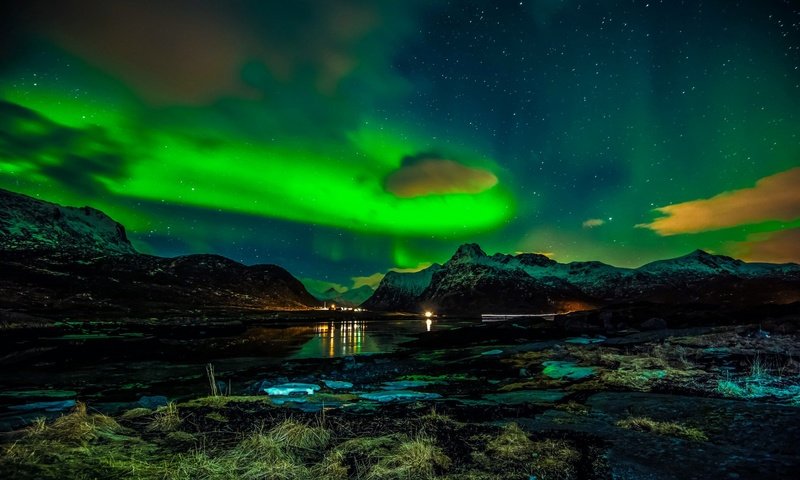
[0,189,135,255]
[363,243,800,314]
[0,189,319,316]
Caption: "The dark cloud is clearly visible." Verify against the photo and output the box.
[0,101,126,194]
[7,0,423,105]
[385,155,498,198]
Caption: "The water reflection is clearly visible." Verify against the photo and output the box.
[313,320,367,357]
[293,319,439,359]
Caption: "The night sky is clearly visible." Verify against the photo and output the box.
[1,0,798,293]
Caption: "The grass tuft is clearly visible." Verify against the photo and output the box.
[366,435,451,480]
[473,423,580,480]
[147,402,181,432]
[616,416,708,442]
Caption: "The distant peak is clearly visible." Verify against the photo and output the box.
[450,243,487,262]
[515,252,556,267]
[679,249,737,264]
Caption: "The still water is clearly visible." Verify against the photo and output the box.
[293,318,437,358]
[0,317,476,429]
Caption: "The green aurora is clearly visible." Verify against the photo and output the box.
[0,0,798,290]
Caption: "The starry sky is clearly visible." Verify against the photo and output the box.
[1,0,798,293]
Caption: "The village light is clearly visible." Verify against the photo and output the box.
[424,311,433,318]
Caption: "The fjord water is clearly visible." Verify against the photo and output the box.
[0,317,474,430]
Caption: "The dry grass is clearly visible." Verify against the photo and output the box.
[147,402,181,432]
[473,423,580,480]
[1,401,584,480]
[366,435,451,480]
[616,416,708,442]
[29,401,125,445]
[266,419,331,453]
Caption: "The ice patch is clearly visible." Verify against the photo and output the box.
[322,380,353,390]
[360,390,441,403]
[264,383,321,396]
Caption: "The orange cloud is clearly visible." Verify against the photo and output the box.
[727,228,800,264]
[638,167,800,235]
[385,158,498,198]
[582,218,605,228]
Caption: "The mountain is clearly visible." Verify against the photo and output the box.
[0,189,319,316]
[362,263,443,312]
[311,285,375,307]
[0,189,135,255]
[363,243,800,314]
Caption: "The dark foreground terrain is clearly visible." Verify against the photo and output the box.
[1,304,799,479]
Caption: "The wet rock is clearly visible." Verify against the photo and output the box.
[381,380,431,389]
[264,383,320,396]
[9,400,76,412]
[0,389,76,399]
[343,356,358,371]
[525,392,800,479]
[564,336,605,345]
[359,390,441,402]
[215,381,228,395]
[482,390,565,405]
[137,395,169,409]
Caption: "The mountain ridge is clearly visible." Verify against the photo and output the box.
[362,243,800,313]
[0,188,319,316]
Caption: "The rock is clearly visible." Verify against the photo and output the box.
[482,390,565,405]
[564,336,605,345]
[640,317,667,330]
[215,381,228,395]
[359,390,441,403]
[541,361,595,380]
[9,400,77,412]
[343,356,358,371]
[381,380,431,389]
[264,383,320,396]
[137,395,169,409]
[322,380,354,390]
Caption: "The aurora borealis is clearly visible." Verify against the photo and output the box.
[1,0,798,291]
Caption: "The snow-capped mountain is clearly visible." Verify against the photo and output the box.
[0,189,319,315]
[363,243,800,314]
[362,263,442,312]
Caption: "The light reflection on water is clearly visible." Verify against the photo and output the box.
[292,319,439,359]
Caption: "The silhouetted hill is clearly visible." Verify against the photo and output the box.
[0,189,319,316]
